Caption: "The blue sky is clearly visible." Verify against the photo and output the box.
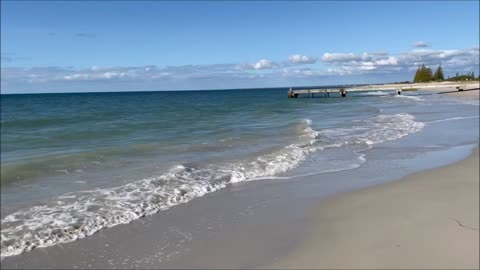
[1,1,479,93]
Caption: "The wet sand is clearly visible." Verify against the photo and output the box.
[269,147,479,269]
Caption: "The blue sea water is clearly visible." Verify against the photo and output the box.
[1,87,479,258]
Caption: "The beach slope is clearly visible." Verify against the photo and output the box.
[270,147,479,269]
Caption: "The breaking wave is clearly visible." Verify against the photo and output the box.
[0,114,424,258]
[363,91,391,96]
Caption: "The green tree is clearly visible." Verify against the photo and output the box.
[426,66,433,81]
[413,65,421,83]
[433,65,444,81]
[413,64,433,82]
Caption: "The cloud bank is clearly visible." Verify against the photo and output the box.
[288,54,317,64]
[321,47,479,75]
[2,47,478,93]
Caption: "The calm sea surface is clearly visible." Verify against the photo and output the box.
[1,87,479,258]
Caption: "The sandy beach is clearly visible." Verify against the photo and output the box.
[416,81,480,101]
[269,146,479,269]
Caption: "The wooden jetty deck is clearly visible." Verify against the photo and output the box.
[288,87,399,98]
[287,83,468,98]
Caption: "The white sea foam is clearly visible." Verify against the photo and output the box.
[395,95,424,101]
[363,91,391,96]
[0,114,424,258]
[318,113,424,146]
[275,153,367,180]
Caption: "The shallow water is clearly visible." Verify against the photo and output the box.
[1,88,478,258]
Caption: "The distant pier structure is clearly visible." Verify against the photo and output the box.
[287,83,471,98]
[288,86,403,98]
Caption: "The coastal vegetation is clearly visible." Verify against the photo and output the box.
[413,64,441,82]
[413,64,478,82]
[446,72,477,81]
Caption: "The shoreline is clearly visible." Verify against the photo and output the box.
[415,82,479,101]
[269,146,479,269]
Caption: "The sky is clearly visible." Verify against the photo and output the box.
[1,1,479,93]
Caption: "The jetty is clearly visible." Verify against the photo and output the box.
[287,83,468,98]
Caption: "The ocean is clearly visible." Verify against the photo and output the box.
[1,87,479,258]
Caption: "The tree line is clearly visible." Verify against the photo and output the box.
[413,64,476,83]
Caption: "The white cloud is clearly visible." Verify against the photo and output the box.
[62,71,130,80]
[398,48,479,68]
[361,52,390,61]
[102,72,127,79]
[236,59,280,70]
[320,47,479,74]
[254,59,274,70]
[321,53,360,63]
[63,73,90,80]
[413,41,430,48]
[376,56,398,65]
[288,54,316,64]
[321,52,391,63]
[240,55,318,71]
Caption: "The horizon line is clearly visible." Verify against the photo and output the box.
[1,82,378,95]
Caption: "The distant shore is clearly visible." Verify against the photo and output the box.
[381,81,480,101]
[419,83,479,101]
[375,81,480,90]
[416,82,479,103]
[357,81,479,94]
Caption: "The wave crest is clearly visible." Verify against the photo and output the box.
[0,114,423,258]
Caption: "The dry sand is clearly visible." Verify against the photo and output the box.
[269,146,479,269]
